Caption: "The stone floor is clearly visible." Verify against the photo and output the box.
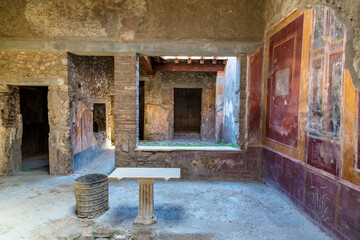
[21,152,49,172]
[0,149,334,240]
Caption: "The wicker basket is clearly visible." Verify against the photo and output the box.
[74,173,109,218]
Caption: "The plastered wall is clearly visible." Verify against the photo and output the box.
[0,0,265,44]
[261,6,360,239]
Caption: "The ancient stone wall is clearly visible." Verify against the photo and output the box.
[0,0,265,44]
[142,71,216,141]
[0,85,21,175]
[0,50,71,175]
[114,54,262,180]
[68,54,113,108]
[67,54,114,169]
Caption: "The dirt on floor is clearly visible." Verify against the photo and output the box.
[0,149,333,240]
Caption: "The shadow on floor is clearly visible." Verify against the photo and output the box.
[110,204,186,224]
[21,152,49,172]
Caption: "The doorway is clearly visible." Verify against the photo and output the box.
[19,86,50,172]
[174,88,202,134]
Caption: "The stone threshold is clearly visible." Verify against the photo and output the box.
[135,146,239,151]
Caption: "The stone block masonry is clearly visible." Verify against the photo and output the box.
[0,50,72,175]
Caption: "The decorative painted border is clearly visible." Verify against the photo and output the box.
[262,9,312,161]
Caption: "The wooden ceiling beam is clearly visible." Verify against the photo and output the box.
[139,56,155,76]
[152,62,225,72]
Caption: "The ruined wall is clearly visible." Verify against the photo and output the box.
[143,71,216,141]
[0,86,21,175]
[0,50,71,175]
[0,0,265,44]
[261,8,360,239]
[115,54,261,180]
[67,54,114,170]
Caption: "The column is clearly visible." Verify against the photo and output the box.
[114,53,138,167]
[134,179,156,225]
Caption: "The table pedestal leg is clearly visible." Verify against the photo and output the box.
[134,179,156,225]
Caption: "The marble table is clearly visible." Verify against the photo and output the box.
[108,168,181,224]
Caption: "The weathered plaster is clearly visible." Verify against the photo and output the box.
[0,50,71,175]
[0,0,265,44]
[67,54,114,168]
[265,0,360,91]
[0,85,22,175]
[222,57,240,145]
[215,72,225,143]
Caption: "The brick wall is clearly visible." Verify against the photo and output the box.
[114,53,138,166]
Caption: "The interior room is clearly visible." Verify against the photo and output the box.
[0,1,359,239]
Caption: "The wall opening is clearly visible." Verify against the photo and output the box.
[174,88,202,135]
[93,103,106,133]
[136,56,239,150]
[19,86,49,172]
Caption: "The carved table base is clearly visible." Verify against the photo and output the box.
[134,179,156,225]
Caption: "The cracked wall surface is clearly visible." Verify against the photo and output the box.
[262,7,360,239]
[0,50,71,175]
[0,0,265,44]
[67,54,114,169]
[265,0,360,91]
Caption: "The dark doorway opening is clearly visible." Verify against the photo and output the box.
[93,103,106,133]
[174,88,202,134]
[139,81,145,140]
[20,86,49,172]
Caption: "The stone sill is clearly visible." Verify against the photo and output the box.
[135,146,240,152]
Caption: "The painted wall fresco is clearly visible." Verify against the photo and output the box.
[265,14,303,149]
[307,136,341,176]
[358,93,360,170]
[215,71,225,143]
[263,7,360,240]
[249,47,263,145]
[306,6,345,175]
[264,149,360,240]
[73,102,98,155]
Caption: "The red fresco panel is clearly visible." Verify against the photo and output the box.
[307,136,341,176]
[249,47,263,144]
[266,14,304,149]
[358,92,360,170]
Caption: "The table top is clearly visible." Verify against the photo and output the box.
[108,168,181,181]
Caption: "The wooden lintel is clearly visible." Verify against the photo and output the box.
[139,56,155,76]
[152,62,225,72]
